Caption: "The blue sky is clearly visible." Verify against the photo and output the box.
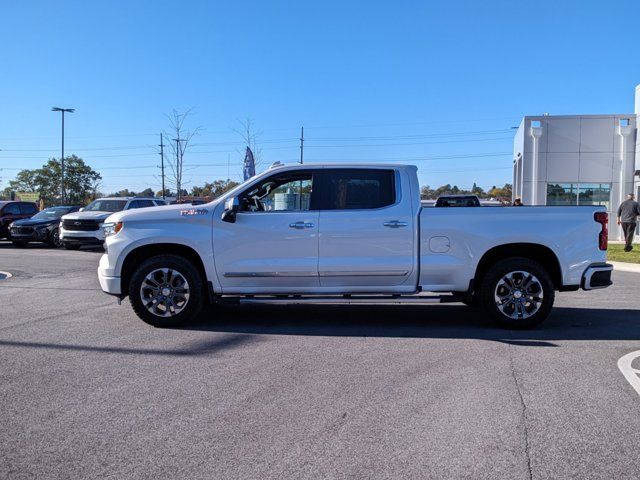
[1,0,639,194]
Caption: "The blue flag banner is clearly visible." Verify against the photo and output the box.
[243,147,256,181]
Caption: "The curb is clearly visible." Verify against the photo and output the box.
[610,261,640,274]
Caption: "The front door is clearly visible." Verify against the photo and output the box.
[316,168,417,290]
[213,169,320,292]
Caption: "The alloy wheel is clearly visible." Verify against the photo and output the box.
[139,268,190,317]
[493,270,544,320]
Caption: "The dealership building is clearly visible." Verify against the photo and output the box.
[512,84,640,241]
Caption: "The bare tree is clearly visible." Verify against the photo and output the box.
[163,109,201,201]
[232,117,263,173]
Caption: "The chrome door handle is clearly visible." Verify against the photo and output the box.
[289,222,315,229]
[383,220,408,228]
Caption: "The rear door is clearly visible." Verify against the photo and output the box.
[316,168,417,289]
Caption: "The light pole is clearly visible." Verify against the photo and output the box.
[51,107,75,204]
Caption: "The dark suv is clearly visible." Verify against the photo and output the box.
[10,205,81,248]
[0,201,39,239]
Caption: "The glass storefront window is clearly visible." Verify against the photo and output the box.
[547,183,578,205]
[577,183,611,209]
[546,183,611,208]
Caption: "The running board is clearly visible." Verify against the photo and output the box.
[218,294,462,305]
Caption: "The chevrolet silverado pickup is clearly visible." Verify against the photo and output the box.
[98,163,613,329]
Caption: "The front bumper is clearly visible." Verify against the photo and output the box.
[10,226,51,243]
[582,263,613,290]
[98,253,121,294]
[60,226,105,245]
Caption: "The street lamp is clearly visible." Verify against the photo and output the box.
[51,107,75,204]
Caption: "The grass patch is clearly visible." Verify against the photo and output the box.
[608,244,640,264]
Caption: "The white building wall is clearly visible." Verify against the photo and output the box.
[513,113,638,241]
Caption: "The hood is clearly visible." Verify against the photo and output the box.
[61,210,115,221]
[105,202,219,224]
[11,218,58,227]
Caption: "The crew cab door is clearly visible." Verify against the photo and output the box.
[212,169,320,292]
[316,168,417,290]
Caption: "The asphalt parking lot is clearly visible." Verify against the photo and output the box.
[1,243,640,479]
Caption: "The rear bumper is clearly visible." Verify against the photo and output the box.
[581,263,613,290]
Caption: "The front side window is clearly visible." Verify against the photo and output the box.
[85,199,128,212]
[3,204,21,215]
[316,169,395,210]
[240,172,313,212]
[128,200,154,209]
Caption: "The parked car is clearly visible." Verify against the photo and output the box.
[9,205,81,248]
[59,197,166,250]
[97,163,612,330]
[435,195,481,207]
[0,201,39,239]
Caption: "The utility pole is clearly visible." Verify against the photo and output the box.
[173,137,183,201]
[158,133,165,199]
[51,107,75,204]
[227,153,230,181]
[299,126,304,164]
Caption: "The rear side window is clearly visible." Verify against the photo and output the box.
[20,203,38,215]
[316,169,396,210]
[154,200,167,206]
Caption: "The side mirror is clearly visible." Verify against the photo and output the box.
[79,208,85,212]
[221,197,239,223]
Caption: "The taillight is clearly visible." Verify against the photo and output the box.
[594,212,608,251]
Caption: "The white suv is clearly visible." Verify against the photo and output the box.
[60,197,166,250]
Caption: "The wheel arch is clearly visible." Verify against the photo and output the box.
[120,243,208,299]
[473,243,562,291]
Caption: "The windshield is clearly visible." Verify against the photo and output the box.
[32,207,73,220]
[84,199,127,212]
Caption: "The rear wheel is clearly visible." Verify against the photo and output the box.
[480,257,554,329]
[129,255,204,328]
[12,241,28,248]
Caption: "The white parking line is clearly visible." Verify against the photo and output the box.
[618,351,640,397]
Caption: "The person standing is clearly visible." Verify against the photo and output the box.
[617,193,640,252]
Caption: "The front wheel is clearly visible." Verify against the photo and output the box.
[129,255,204,328]
[48,228,62,248]
[480,257,554,329]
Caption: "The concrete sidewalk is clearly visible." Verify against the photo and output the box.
[610,261,640,274]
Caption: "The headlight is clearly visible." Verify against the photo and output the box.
[103,222,123,237]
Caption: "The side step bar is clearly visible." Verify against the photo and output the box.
[218,294,463,305]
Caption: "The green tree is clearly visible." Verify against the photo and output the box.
[7,156,101,206]
[191,179,239,198]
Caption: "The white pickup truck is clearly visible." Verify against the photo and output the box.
[98,163,612,329]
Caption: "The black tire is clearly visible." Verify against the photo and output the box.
[63,243,81,250]
[480,257,554,329]
[48,228,62,248]
[129,254,204,328]
[12,241,28,248]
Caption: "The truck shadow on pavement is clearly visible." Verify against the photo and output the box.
[1,305,636,358]
[185,304,640,346]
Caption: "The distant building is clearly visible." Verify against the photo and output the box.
[513,84,640,241]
